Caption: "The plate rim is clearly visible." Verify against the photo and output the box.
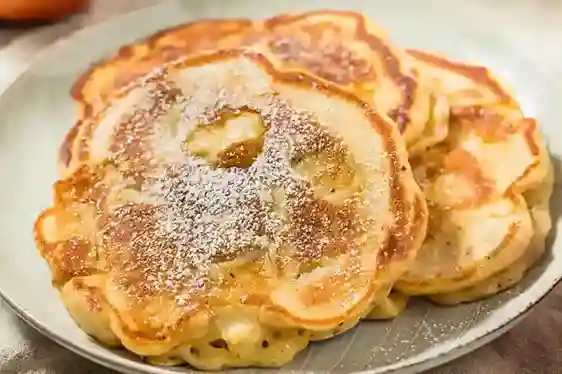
[3,278,561,374]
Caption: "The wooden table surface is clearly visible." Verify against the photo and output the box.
[0,1,561,373]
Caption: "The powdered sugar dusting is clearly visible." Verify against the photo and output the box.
[98,62,369,301]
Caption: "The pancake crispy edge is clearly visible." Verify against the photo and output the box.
[70,19,257,121]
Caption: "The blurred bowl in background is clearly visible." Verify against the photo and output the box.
[0,0,88,21]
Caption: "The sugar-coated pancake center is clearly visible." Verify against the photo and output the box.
[97,78,373,304]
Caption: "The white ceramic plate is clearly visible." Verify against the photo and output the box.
[0,1,561,373]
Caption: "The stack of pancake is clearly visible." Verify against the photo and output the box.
[34,10,552,370]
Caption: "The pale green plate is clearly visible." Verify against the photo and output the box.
[0,0,561,373]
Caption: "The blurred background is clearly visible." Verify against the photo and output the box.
[0,0,157,92]
[0,0,157,43]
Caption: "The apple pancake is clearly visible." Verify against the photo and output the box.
[257,11,448,152]
[395,50,552,303]
[35,50,427,369]
[64,12,448,178]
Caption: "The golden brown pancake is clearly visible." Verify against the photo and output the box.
[258,11,447,150]
[63,12,448,177]
[35,50,427,369]
[394,50,552,303]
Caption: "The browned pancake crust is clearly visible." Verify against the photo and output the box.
[262,11,417,130]
[407,49,516,106]
[451,106,543,190]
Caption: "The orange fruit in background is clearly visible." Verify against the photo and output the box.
[0,0,88,21]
